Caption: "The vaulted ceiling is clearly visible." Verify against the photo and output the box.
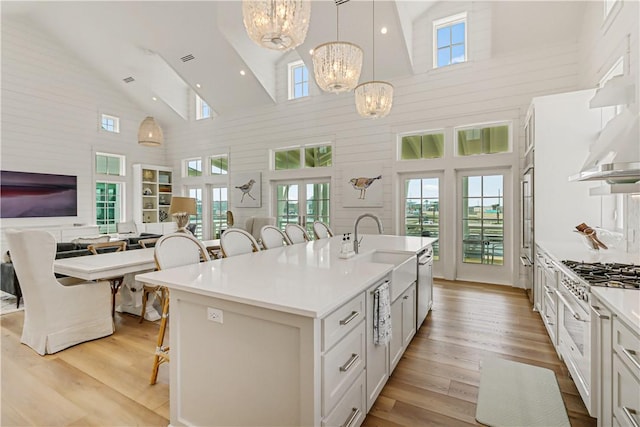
[2,1,585,127]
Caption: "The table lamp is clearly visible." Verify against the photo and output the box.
[169,197,197,233]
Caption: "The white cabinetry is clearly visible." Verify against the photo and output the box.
[611,317,640,427]
[390,283,416,373]
[591,297,613,427]
[133,164,173,227]
[537,246,559,349]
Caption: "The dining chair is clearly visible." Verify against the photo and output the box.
[260,225,290,249]
[139,238,159,248]
[312,221,334,239]
[5,229,113,355]
[87,240,127,255]
[149,232,211,385]
[285,223,310,244]
[220,228,260,257]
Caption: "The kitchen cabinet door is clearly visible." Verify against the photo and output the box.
[592,297,613,427]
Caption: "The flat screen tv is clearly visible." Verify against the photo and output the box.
[0,170,78,218]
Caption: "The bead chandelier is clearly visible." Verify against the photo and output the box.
[137,117,163,147]
[312,1,363,93]
[354,0,393,118]
[242,0,311,51]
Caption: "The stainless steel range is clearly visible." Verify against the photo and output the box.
[561,261,640,289]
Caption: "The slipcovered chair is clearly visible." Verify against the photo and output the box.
[244,216,276,241]
[285,223,311,244]
[116,221,138,234]
[5,229,113,355]
[220,228,260,257]
[313,221,334,239]
[260,225,290,249]
[149,232,211,384]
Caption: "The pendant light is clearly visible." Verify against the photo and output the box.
[354,0,393,118]
[312,1,363,93]
[242,0,311,51]
[138,117,163,147]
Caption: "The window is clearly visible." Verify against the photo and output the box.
[461,174,503,265]
[274,144,332,170]
[288,60,309,100]
[400,132,445,160]
[211,187,228,239]
[101,114,120,133]
[95,153,124,176]
[196,95,212,120]
[187,187,203,239]
[210,155,228,175]
[456,123,510,156]
[434,13,467,68]
[185,158,203,177]
[404,177,440,260]
[275,180,330,236]
[95,182,122,234]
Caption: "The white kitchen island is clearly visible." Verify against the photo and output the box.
[136,234,435,427]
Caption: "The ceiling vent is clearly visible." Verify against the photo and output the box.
[181,54,195,63]
[123,76,135,83]
[334,0,350,5]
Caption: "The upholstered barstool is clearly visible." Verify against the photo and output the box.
[285,223,310,244]
[260,225,290,249]
[312,221,334,239]
[220,228,260,257]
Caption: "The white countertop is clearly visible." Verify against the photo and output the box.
[591,287,640,336]
[136,235,436,318]
[537,240,640,265]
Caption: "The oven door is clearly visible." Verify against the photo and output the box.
[556,285,595,416]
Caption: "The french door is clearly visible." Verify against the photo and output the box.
[186,186,203,239]
[273,179,331,236]
[402,175,441,261]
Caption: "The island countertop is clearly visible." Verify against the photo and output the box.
[136,234,436,318]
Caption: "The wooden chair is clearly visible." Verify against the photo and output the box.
[87,240,127,255]
[150,233,211,385]
[260,225,290,249]
[313,221,334,239]
[285,223,310,244]
[220,228,260,257]
[137,238,161,323]
[139,238,159,249]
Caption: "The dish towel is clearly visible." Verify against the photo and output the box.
[373,282,392,345]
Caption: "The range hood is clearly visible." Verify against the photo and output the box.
[569,109,640,185]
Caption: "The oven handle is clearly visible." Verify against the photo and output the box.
[590,305,610,320]
[556,290,588,322]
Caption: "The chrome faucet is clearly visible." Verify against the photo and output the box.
[353,213,384,254]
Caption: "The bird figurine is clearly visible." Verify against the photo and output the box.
[349,175,382,199]
[235,179,256,203]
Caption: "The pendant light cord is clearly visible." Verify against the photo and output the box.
[336,5,340,41]
[372,0,375,80]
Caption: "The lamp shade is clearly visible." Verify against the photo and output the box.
[138,116,163,147]
[355,80,394,119]
[169,197,197,215]
[242,0,310,51]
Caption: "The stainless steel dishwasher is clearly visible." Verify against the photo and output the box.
[416,247,434,329]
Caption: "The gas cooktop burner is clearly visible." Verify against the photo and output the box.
[562,260,640,289]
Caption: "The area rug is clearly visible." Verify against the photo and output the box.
[476,357,570,427]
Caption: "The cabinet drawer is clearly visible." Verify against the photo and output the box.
[612,355,640,427]
[323,293,365,352]
[613,317,640,379]
[322,371,366,427]
[322,321,365,416]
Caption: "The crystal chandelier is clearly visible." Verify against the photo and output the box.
[242,0,311,51]
[138,117,163,147]
[312,2,363,93]
[354,0,393,118]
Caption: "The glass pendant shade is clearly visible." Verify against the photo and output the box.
[312,41,363,93]
[242,0,310,51]
[138,117,163,147]
[355,81,393,118]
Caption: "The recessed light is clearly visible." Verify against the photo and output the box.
[196,83,201,88]
[152,96,157,101]
[380,27,388,35]
[240,70,246,76]
[309,49,314,55]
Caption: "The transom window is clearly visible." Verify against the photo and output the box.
[288,60,309,100]
[434,13,467,68]
[274,144,332,170]
[184,158,203,177]
[95,152,124,176]
[210,155,228,175]
[101,114,120,133]
[196,95,212,120]
[400,131,445,160]
[455,123,510,156]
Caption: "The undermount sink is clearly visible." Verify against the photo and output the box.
[353,250,417,301]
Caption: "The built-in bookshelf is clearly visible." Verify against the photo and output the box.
[133,164,173,225]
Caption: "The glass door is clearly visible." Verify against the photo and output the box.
[186,186,203,239]
[210,186,228,239]
[274,179,330,236]
[403,176,440,260]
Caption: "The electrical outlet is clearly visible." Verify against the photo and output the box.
[207,307,223,324]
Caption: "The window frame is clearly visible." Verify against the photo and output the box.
[433,12,468,69]
[288,60,309,100]
[183,158,203,177]
[95,181,124,234]
[453,121,512,157]
[398,129,446,161]
[209,154,229,176]
[196,94,212,120]
[95,152,125,176]
[272,143,333,171]
[100,114,120,133]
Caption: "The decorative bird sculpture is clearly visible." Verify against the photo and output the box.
[236,179,256,203]
[349,175,382,199]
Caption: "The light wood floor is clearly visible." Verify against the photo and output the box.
[1,281,596,426]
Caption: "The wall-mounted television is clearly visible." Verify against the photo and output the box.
[0,170,78,218]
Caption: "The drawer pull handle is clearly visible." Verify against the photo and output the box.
[622,407,639,427]
[403,295,409,300]
[589,305,609,320]
[544,286,554,295]
[339,353,360,372]
[343,407,361,427]
[621,347,640,371]
[339,311,359,326]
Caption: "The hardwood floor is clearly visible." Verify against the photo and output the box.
[0,281,596,426]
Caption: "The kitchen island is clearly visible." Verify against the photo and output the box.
[136,234,436,427]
